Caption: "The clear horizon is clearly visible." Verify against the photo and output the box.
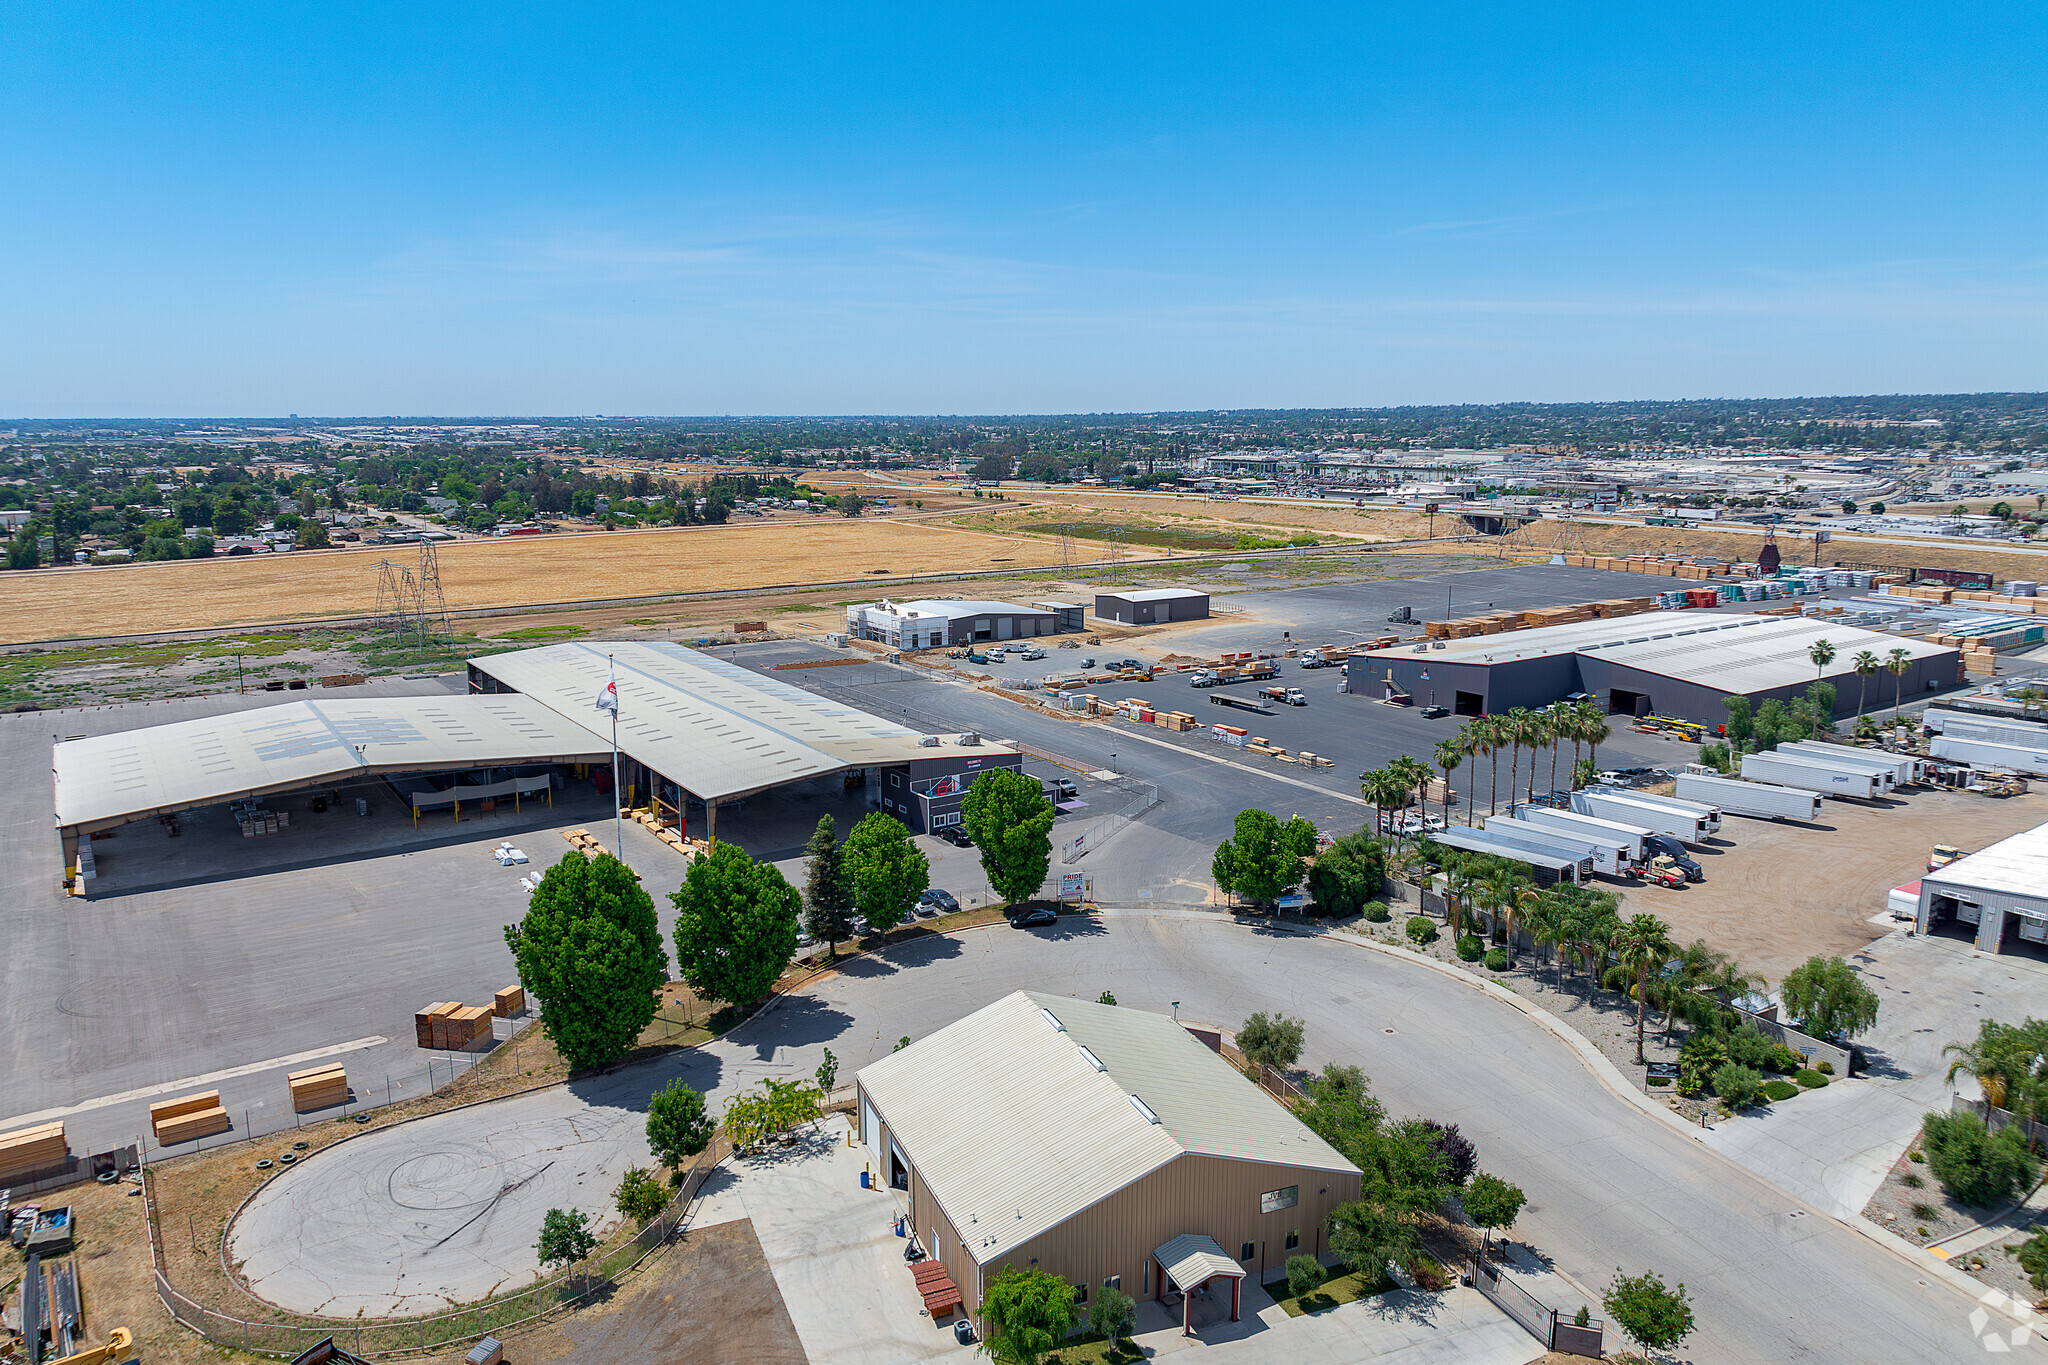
[5,4,2044,417]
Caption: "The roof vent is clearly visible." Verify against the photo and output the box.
[918,735,941,747]
[1128,1094,1160,1124]
[1040,1007,1065,1032]
[956,732,981,746]
[1077,1045,1105,1072]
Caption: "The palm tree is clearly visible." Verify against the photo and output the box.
[1851,650,1880,720]
[1542,709,1564,800]
[1610,913,1675,1065]
[1808,637,1837,683]
[1503,707,1531,812]
[1433,738,1463,830]
[1577,701,1612,779]
[1392,754,1434,825]
[1886,646,1912,717]
[1480,716,1506,816]
[1506,884,1543,968]
[1360,766,1406,842]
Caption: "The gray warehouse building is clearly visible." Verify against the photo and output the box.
[1349,611,1959,725]
[1916,821,2048,955]
[1094,588,1211,626]
[845,598,1062,649]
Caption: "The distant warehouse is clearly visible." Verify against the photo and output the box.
[1094,588,1211,626]
[845,598,1063,649]
[1353,611,1959,725]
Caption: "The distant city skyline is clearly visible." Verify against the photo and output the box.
[4,4,2044,417]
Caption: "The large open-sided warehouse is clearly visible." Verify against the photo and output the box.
[855,991,1361,1335]
[52,641,1020,870]
[1915,820,2048,955]
[1349,611,1960,724]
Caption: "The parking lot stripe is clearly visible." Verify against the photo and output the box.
[1102,725,1371,807]
[0,1036,389,1127]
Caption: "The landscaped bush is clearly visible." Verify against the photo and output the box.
[1407,916,1438,946]
[1484,947,1510,972]
[1456,935,1483,961]
[1922,1111,2038,1209]
[1794,1069,1828,1089]
[1767,1044,1804,1073]
[1286,1253,1325,1299]
[1363,900,1391,923]
[1725,1025,1774,1071]
[1410,1255,1451,1291]
[1712,1062,1765,1106]
[1762,1080,1800,1102]
[1817,1060,1835,1075]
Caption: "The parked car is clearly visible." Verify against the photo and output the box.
[851,916,872,936]
[934,825,973,847]
[919,888,960,916]
[1043,777,1078,800]
[1010,907,1059,928]
[1078,657,1096,669]
[966,653,989,665]
[1419,705,1449,719]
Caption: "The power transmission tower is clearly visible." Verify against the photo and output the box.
[416,540,451,642]
[373,558,427,647]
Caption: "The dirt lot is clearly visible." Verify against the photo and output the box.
[1613,787,2048,981]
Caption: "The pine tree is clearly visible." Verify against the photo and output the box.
[802,815,855,955]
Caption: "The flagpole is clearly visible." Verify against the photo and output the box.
[610,653,624,860]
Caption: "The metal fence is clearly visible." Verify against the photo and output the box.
[144,1132,726,1359]
[1061,776,1159,864]
[1469,1252,1604,1358]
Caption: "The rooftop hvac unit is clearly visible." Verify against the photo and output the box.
[956,732,981,745]
[918,735,941,747]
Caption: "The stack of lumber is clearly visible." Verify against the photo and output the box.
[1519,603,1595,627]
[417,1002,459,1048]
[288,1065,349,1113]
[150,1092,230,1144]
[1591,598,1654,618]
[1152,709,1197,731]
[1885,584,1954,604]
[0,1122,68,1181]
[1962,644,1998,676]
[495,985,527,1018]
[561,828,642,878]
[447,1005,495,1050]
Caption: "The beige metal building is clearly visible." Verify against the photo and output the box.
[855,992,1360,1334]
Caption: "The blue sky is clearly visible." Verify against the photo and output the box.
[3,3,2044,416]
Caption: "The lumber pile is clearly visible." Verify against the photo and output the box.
[562,827,644,878]
[288,1065,349,1113]
[150,1092,230,1145]
[0,1121,69,1181]
[416,1001,458,1048]
[417,1001,494,1049]
[495,985,526,1018]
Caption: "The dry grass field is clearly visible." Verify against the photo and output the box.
[0,517,1105,642]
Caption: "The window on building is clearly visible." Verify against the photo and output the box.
[1285,1230,1299,1252]
[1073,1282,1088,1305]
[891,773,901,787]
[1239,1241,1255,1262]
[1104,1275,1120,1292]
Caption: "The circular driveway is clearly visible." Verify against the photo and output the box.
[230,912,1987,1359]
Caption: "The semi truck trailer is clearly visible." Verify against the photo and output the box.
[1507,804,1652,862]
[1739,752,1887,799]
[1673,771,1824,822]
[1776,740,1921,787]
[1480,817,1632,877]
[1571,788,1719,843]
[1929,735,2048,777]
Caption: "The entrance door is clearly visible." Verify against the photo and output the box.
[1454,690,1484,717]
[998,617,1013,640]
[861,1096,880,1155]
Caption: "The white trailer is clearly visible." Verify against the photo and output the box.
[1777,740,1920,787]
[1571,788,1718,843]
[1931,712,2048,749]
[1673,771,1823,822]
[1739,751,1887,799]
[1507,804,1651,862]
[1432,828,1590,884]
[1481,818,1632,877]
[1929,735,2048,777]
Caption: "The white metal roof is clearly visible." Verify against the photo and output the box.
[862,598,1051,620]
[855,991,1357,1266]
[1104,588,1209,602]
[472,641,1001,801]
[1156,1233,1246,1287]
[1924,820,2048,903]
[53,693,602,832]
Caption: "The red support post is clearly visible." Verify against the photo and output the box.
[1230,1276,1241,1322]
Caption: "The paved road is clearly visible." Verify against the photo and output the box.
[231,914,1995,1361]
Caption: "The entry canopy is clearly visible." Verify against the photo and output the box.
[1155,1233,1245,1289]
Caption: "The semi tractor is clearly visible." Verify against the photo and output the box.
[1259,686,1308,707]
[1480,817,1632,877]
[1673,771,1824,822]
[1571,788,1719,843]
[1739,751,1887,799]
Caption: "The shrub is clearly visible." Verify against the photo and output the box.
[1725,1025,1774,1070]
[1712,1062,1765,1106]
[1922,1111,2038,1209]
[614,1166,669,1223]
[1410,1255,1451,1291]
[1762,1080,1799,1102]
[1648,1075,1672,1087]
[1817,1060,1835,1075]
[1286,1253,1324,1299]
[2020,1229,2048,1294]
[1407,916,1438,946]
[1910,1201,1939,1222]
[1484,947,1510,972]
[1364,900,1391,923]
[1910,1149,1925,1162]
[1794,1069,1828,1089]
[1456,934,1484,962]
[1767,1044,1804,1073]
[1901,1173,1924,1189]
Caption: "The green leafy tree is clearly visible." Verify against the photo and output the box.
[1305,831,1388,917]
[294,520,330,549]
[802,815,855,955]
[1943,1018,2048,1116]
[1712,1062,1765,1106]
[503,851,669,1072]
[960,768,1055,903]
[1286,1253,1324,1298]
[843,811,930,935]
[1463,1173,1525,1245]
[615,1167,668,1223]
[1212,808,1319,905]
[816,1047,839,1094]
[1237,1011,1305,1073]
[536,1208,597,1269]
[1780,954,1880,1040]
[1330,1199,1419,1282]
[1090,1281,1136,1346]
[1921,1111,2038,1208]
[669,841,802,1008]
[645,1080,715,1167]
[976,1266,1077,1365]
[1096,990,1117,1005]
[1604,1268,1696,1357]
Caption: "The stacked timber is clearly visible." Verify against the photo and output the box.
[416,1002,459,1048]
[0,1122,68,1181]
[150,1092,230,1145]
[495,985,526,1018]
[446,1006,495,1051]
[288,1065,349,1113]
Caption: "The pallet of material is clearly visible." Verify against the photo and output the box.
[496,985,526,1017]
[150,1091,230,1143]
[289,1064,349,1112]
[417,1002,459,1048]
[440,1005,495,1051]
[0,1121,69,1181]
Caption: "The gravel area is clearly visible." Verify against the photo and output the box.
[1860,1123,2048,1306]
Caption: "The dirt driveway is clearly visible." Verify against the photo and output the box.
[1615,786,2048,981]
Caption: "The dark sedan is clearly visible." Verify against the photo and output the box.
[934,825,973,847]
[1009,907,1059,928]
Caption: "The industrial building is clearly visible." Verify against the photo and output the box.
[1916,821,2048,955]
[1350,611,1959,725]
[1092,588,1212,626]
[855,992,1360,1336]
[52,642,1021,870]
[844,598,1064,649]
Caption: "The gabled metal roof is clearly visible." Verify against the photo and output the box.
[1923,820,2048,903]
[855,991,1357,1267]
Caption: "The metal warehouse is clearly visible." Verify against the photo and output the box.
[1093,588,1212,625]
[53,642,1020,871]
[855,991,1361,1338]
[1916,820,2048,955]
[844,598,1062,649]
[1350,611,1959,725]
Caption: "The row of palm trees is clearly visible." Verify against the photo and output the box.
[1433,699,1615,823]
[1843,644,1918,720]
